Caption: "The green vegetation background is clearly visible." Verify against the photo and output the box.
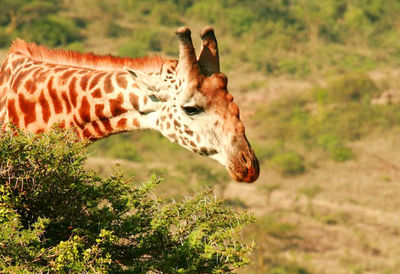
[1,0,400,273]
[2,0,400,74]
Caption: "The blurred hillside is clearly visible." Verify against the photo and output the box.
[1,0,400,273]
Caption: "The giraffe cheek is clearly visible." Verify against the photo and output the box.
[167,133,177,143]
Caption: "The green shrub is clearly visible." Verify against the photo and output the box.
[106,141,142,161]
[88,132,143,162]
[187,0,224,24]
[245,213,311,273]
[271,150,306,176]
[254,141,306,176]
[106,21,131,38]
[277,56,311,76]
[299,185,322,200]
[19,15,83,47]
[299,184,322,215]
[0,27,11,47]
[253,143,278,164]
[176,162,230,186]
[150,2,182,26]
[0,0,83,47]
[0,128,254,272]
[326,73,380,103]
[257,215,297,239]
[227,7,256,36]
[64,41,85,52]
[118,29,162,57]
[317,134,353,162]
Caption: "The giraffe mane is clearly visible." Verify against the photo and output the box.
[9,39,168,72]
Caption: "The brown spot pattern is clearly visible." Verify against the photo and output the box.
[89,72,107,90]
[133,119,140,127]
[79,96,91,123]
[80,73,91,91]
[91,88,102,98]
[180,137,187,146]
[129,93,139,111]
[7,98,19,126]
[69,77,78,107]
[92,120,104,135]
[24,79,37,94]
[48,78,63,114]
[0,96,6,111]
[73,115,84,129]
[104,73,114,93]
[18,93,36,127]
[117,118,127,128]
[116,73,127,89]
[53,67,68,73]
[32,69,48,84]
[100,118,113,131]
[59,69,77,85]
[61,91,72,114]
[168,133,176,140]
[174,120,181,128]
[39,92,51,123]
[5,68,11,82]
[11,67,36,93]
[95,104,107,120]
[110,93,127,116]
[0,70,6,85]
[82,128,92,139]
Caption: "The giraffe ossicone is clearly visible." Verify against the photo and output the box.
[0,26,259,183]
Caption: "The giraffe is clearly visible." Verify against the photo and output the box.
[0,26,259,183]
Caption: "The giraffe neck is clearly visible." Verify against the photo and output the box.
[0,52,178,140]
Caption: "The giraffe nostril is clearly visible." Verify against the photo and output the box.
[230,149,260,183]
[240,151,249,166]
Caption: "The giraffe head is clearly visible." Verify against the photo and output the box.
[127,26,259,183]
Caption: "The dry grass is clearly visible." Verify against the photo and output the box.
[223,128,400,273]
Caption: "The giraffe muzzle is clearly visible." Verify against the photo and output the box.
[228,148,260,183]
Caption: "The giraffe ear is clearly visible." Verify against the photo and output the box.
[197,26,220,76]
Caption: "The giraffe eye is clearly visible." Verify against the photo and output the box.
[182,106,204,116]
[149,95,160,102]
